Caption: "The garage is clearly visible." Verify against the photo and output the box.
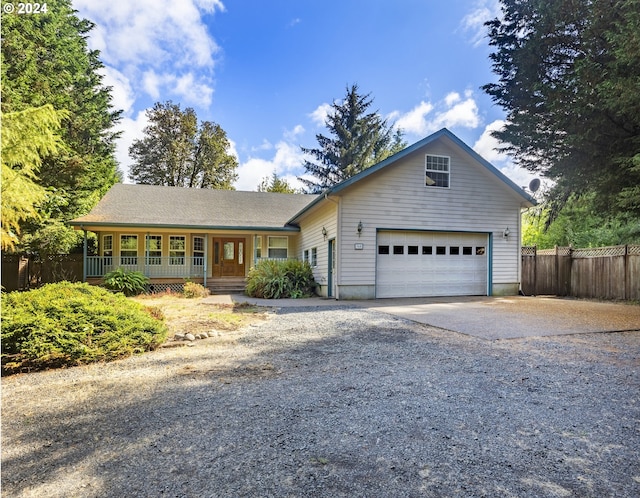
[376,231,489,298]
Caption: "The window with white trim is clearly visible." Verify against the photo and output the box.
[303,249,309,263]
[147,235,162,265]
[120,235,138,265]
[192,236,205,266]
[170,236,186,265]
[311,247,317,267]
[425,155,450,188]
[268,236,288,259]
[103,235,113,258]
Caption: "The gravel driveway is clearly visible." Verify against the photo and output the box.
[2,306,639,497]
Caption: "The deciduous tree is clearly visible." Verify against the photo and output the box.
[129,101,238,189]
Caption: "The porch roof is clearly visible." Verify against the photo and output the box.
[69,184,319,231]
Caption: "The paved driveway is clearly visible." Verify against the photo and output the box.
[229,294,640,340]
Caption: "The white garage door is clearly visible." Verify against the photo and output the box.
[376,231,488,298]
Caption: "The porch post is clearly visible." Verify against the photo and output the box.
[145,233,149,276]
[203,236,208,287]
[82,228,87,282]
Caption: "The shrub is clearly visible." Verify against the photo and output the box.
[103,268,149,296]
[1,282,167,374]
[183,281,209,298]
[246,259,316,299]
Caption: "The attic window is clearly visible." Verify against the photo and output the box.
[425,155,450,188]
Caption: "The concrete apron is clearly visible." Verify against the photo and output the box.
[215,294,640,341]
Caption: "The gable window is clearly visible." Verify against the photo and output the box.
[170,236,186,265]
[147,235,162,265]
[268,236,288,259]
[425,155,450,188]
[120,235,138,265]
[311,247,318,267]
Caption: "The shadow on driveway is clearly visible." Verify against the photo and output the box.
[225,294,640,340]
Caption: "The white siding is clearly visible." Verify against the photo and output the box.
[337,137,523,291]
[296,200,338,296]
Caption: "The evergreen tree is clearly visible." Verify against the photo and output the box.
[1,0,121,252]
[483,0,640,219]
[129,101,238,189]
[299,85,406,192]
[1,106,66,250]
[257,172,300,193]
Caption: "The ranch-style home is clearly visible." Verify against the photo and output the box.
[70,128,536,299]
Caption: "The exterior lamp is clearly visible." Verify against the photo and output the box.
[503,227,510,239]
[357,221,363,236]
[322,226,328,239]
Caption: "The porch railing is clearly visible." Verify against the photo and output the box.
[86,256,205,278]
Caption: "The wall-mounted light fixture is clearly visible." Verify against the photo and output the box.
[503,227,510,239]
[322,226,328,239]
[357,221,363,237]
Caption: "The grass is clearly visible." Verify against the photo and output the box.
[132,293,269,339]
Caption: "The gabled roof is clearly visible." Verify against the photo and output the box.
[288,128,536,223]
[70,184,319,231]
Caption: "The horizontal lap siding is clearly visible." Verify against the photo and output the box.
[339,139,522,286]
[297,202,338,288]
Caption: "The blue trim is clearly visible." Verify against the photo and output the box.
[487,233,493,296]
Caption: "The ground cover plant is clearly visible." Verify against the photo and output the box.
[246,259,316,299]
[1,282,167,374]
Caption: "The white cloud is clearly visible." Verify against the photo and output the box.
[99,65,135,115]
[309,103,332,127]
[74,0,222,69]
[473,120,537,188]
[113,110,150,182]
[395,101,435,136]
[460,0,501,47]
[235,140,306,192]
[395,92,480,137]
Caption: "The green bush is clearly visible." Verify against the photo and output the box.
[1,282,167,374]
[183,281,209,298]
[103,268,149,296]
[246,259,316,299]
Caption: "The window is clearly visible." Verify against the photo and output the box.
[303,249,309,263]
[170,236,186,265]
[436,246,446,255]
[311,247,317,267]
[425,155,450,188]
[103,235,113,258]
[450,246,460,255]
[378,245,390,255]
[393,245,404,255]
[120,235,138,265]
[476,246,486,256]
[193,236,204,266]
[268,236,288,259]
[463,246,473,255]
[408,245,419,255]
[422,246,433,255]
[255,236,262,259]
[147,235,162,265]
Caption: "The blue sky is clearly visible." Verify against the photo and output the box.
[73,0,535,191]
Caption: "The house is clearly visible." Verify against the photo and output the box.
[70,128,535,299]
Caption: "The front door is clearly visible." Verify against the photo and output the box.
[212,238,245,277]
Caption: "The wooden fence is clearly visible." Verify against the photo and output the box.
[1,254,83,291]
[521,245,640,300]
